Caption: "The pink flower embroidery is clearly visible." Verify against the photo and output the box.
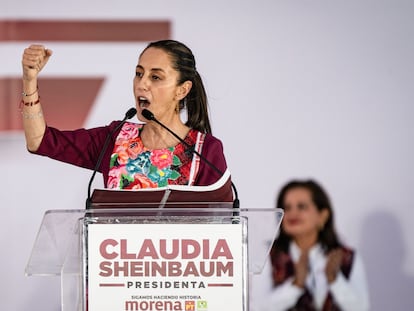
[150,149,173,169]
[107,165,127,189]
[117,124,139,140]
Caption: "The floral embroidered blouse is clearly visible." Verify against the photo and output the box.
[33,121,229,188]
[107,122,204,189]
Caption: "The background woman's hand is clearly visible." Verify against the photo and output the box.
[22,45,52,81]
[325,248,343,284]
[293,250,308,288]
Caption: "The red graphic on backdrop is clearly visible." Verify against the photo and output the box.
[0,20,171,131]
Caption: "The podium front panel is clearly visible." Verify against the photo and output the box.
[26,206,283,311]
[83,214,247,311]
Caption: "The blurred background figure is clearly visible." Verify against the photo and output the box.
[258,179,369,311]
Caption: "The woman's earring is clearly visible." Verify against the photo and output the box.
[177,98,187,112]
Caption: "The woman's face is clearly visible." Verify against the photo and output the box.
[133,47,189,122]
[281,187,328,240]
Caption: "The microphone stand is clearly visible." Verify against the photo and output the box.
[85,108,137,209]
[141,109,240,212]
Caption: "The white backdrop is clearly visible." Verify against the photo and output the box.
[1,0,414,310]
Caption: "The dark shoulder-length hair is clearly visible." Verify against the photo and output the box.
[273,179,343,254]
[142,39,212,134]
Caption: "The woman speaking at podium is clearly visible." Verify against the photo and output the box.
[20,40,233,200]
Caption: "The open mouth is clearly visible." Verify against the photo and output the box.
[138,96,150,109]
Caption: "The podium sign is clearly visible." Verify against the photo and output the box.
[86,221,246,310]
[26,206,283,311]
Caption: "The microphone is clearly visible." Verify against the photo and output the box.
[86,107,137,209]
[141,108,240,209]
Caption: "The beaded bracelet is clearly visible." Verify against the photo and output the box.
[20,96,40,107]
[19,96,40,110]
[22,86,39,97]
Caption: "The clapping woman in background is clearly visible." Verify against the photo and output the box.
[259,179,369,311]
